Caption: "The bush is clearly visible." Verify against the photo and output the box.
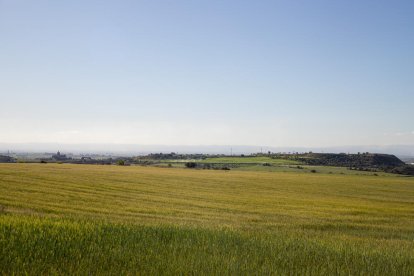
[185,162,197,168]
[310,169,317,173]
[117,160,125,166]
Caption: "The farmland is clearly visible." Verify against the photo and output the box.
[198,156,301,164]
[1,163,414,274]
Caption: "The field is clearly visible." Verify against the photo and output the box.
[199,156,301,164]
[158,156,300,165]
[157,156,390,176]
[1,163,414,274]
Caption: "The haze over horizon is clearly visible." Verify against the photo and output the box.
[1,1,413,147]
[2,142,414,158]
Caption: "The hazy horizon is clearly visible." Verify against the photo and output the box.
[2,142,414,157]
[1,1,413,147]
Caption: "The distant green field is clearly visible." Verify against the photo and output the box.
[157,156,301,165]
[1,164,414,274]
[157,156,390,176]
[233,164,392,176]
[199,156,301,164]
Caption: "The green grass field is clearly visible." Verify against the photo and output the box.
[1,164,414,274]
[233,164,392,176]
[199,156,301,164]
[157,156,389,176]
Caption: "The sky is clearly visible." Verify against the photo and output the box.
[1,0,413,148]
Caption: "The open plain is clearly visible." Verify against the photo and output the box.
[1,163,414,274]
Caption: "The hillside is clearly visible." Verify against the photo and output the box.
[291,152,405,168]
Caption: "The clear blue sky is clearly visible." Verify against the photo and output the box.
[1,0,413,147]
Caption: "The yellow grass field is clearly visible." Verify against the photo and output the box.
[1,163,414,274]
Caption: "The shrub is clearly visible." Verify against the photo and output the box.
[185,162,197,168]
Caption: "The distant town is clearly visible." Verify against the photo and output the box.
[1,150,414,176]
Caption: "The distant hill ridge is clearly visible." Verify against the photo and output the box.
[294,153,405,168]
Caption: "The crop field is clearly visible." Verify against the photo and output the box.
[157,156,390,176]
[198,156,301,164]
[1,163,414,274]
[156,156,301,167]
[233,164,392,176]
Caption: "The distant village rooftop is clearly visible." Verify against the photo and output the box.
[52,151,68,161]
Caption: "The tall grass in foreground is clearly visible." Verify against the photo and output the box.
[1,164,414,274]
[1,214,413,275]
